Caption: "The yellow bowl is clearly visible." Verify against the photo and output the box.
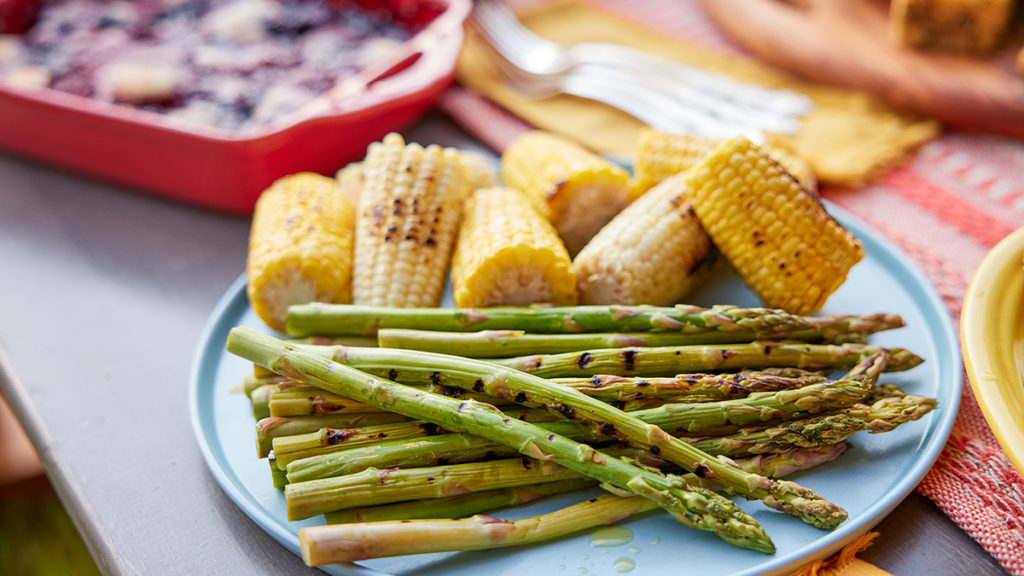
[962,226,1024,475]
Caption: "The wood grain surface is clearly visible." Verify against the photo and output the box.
[699,0,1024,139]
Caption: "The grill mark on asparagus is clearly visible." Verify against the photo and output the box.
[325,429,357,445]
[621,349,637,372]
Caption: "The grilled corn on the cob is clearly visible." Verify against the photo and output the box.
[633,129,817,194]
[574,173,716,305]
[335,161,363,205]
[460,150,499,199]
[451,187,577,307]
[633,130,718,194]
[684,137,863,315]
[353,133,467,307]
[246,172,356,331]
[501,131,633,256]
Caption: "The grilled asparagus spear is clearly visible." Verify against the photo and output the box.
[286,303,902,339]
[490,342,922,378]
[227,327,774,553]
[298,445,849,566]
[287,342,854,529]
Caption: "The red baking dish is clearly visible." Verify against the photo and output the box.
[0,0,472,215]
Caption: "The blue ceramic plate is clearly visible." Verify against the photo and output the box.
[190,204,960,576]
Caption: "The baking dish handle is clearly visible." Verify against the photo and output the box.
[316,0,471,119]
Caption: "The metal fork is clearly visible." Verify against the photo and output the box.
[471,0,812,139]
[482,44,768,141]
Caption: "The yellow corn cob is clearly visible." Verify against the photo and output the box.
[762,142,817,195]
[684,137,863,315]
[353,133,467,307]
[633,129,718,194]
[501,131,633,256]
[632,129,817,194]
[451,187,577,307]
[574,173,716,305]
[334,161,363,206]
[246,173,356,331]
[459,149,499,199]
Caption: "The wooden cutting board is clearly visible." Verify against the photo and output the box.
[699,0,1024,139]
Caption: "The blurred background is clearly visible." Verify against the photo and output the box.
[1,396,100,575]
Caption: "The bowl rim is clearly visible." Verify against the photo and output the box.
[961,226,1024,476]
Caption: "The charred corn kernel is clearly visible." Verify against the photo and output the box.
[451,187,577,307]
[501,131,632,256]
[684,137,863,315]
[633,129,817,194]
[353,133,467,307]
[335,161,363,205]
[459,150,499,199]
[246,173,356,331]
[574,173,716,305]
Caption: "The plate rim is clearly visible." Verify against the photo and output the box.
[189,202,961,576]
[962,226,1024,476]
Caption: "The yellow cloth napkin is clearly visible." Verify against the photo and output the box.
[456,0,940,188]
[789,532,892,576]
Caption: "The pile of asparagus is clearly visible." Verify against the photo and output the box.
[226,304,937,567]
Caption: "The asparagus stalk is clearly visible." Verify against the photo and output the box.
[283,392,937,477]
[378,328,789,357]
[286,303,811,335]
[323,479,597,524]
[287,303,903,338]
[297,444,852,566]
[271,410,563,470]
[854,394,939,433]
[274,352,879,470]
[284,386,863,483]
[687,394,937,457]
[286,433,524,484]
[295,343,853,529]
[251,382,313,420]
[303,492,661,565]
[285,422,601,484]
[267,389,389,418]
[320,444,850,525]
[377,313,904,356]
[615,378,872,435]
[272,420,463,469]
[631,351,887,435]
[269,455,288,490]
[244,373,289,398]
[256,413,411,458]
[489,342,922,377]
[228,327,774,553]
[284,372,869,484]
[274,364,883,472]
[552,371,827,403]
[286,457,583,520]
